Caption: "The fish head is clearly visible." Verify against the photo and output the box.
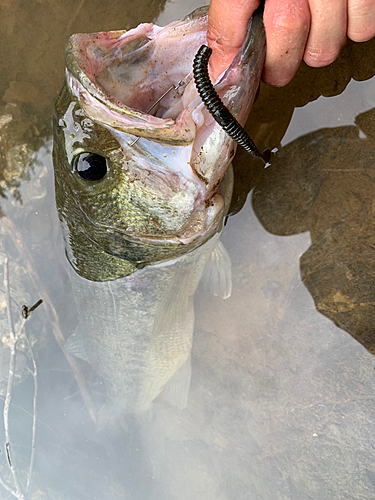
[53,7,266,280]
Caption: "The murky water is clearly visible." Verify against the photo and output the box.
[1,0,375,498]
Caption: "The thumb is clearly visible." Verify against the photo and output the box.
[207,0,261,79]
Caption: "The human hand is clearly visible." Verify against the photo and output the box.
[207,0,375,85]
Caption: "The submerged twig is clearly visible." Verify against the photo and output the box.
[4,258,16,344]
[3,257,28,500]
[24,333,37,494]
[129,79,186,147]
[6,442,12,466]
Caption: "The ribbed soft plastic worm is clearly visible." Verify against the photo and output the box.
[193,44,270,164]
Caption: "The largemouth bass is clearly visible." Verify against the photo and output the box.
[53,7,266,281]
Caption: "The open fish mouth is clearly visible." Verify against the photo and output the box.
[65,6,240,196]
[54,7,265,274]
[66,8,208,144]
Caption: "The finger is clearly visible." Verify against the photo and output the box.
[263,0,311,86]
[207,0,261,79]
[303,0,347,67]
[348,0,375,42]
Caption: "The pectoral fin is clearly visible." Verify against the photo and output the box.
[202,240,232,299]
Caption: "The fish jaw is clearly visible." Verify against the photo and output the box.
[53,7,266,279]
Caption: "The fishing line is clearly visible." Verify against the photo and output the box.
[129,79,185,146]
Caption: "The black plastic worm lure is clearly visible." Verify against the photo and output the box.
[193,45,271,164]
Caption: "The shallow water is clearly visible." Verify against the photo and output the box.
[1,0,375,499]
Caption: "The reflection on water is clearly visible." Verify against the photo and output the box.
[253,109,375,354]
[1,0,375,498]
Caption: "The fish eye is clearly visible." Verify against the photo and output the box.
[74,153,107,181]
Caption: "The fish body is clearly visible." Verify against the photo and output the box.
[53,7,266,281]
[66,230,232,424]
